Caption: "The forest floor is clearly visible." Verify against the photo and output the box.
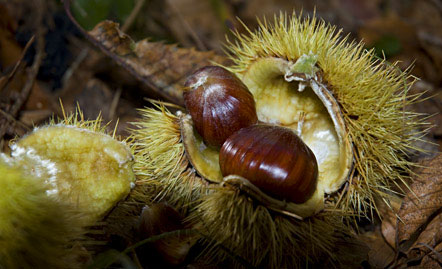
[0,0,441,268]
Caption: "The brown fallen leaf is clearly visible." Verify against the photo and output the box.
[397,155,442,249]
[379,196,402,248]
[89,20,134,57]
[394,154,442,267]
[358,228,395,268]
[418,241,442,268]
[64,0,230,107]
[406,214,442,263]
[87,21,229,106]
[382,215,397,249]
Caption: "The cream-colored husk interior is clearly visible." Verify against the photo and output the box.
[240,57,353,195]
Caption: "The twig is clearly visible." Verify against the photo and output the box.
[108,87,122,120]
[63,0,182,105]
[166,0,207,51]
[0,0,45,141]
[417,242,442,262]
[121,0,146,32]
[1,36,35,92]
[0,109,31,131]
[61,47,89,86]
[129,249,143,269]
[10,0,45,116]
[430,0,442,13]
[418,31,442,47]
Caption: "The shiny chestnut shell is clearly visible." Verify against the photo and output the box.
[183,66,258,148]
[219,124,318,204]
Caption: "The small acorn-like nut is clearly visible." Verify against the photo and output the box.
[219,124,318,204]
[183,66,258,148]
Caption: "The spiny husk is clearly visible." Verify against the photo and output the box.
[188,185,345,268]
[129,13,428,268]
[129,104,209,213]
[5,106,137,255]
[0,161,85,269]
[10,105,135,225]
[225,12,428,217]
[51,107,141,244]
[130,105,350,268]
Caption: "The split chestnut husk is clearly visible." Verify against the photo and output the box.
[129,13,428,268]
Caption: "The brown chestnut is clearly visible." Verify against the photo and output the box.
[137,203,196,266]
[219,124,318,204]
[183,66,258,148]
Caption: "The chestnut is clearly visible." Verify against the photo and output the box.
[137,203,196,266]
[183,66,258,148]
[219,124,318,204]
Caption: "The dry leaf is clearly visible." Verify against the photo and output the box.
[358,229,395,268]
[87,20,229,106]
[395,154,442,268]
[418,242,442,268]
[379,196,402,248]
[406,214,442,262]
[382,217,397,249]
[397,155,442,249]
[89,20,133,56]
